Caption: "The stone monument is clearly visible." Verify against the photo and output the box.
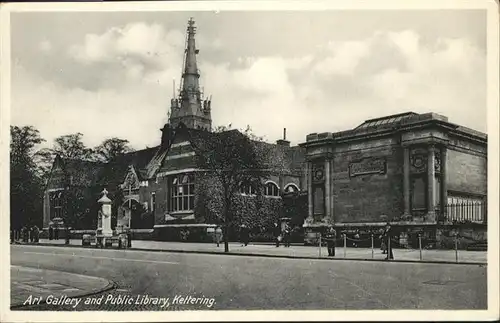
[98,188,113,238]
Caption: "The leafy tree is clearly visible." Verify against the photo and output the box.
[36,132,95,182]
[37,132,94,163]
[191,125,285,252]
[10,125,45,230]
[94,137,134,162]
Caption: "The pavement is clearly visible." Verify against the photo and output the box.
[21,238,488,265]
[11,244,487,310]
[10,265,114,308]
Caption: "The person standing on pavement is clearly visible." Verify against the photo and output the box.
[240,224,250,246]
[283,223,291,247]
[48,225,53,240]
[215,225,223,247]
[33,225,40,243]
[325,226,337,257]
[382,223,394,260]
[353,229,360,248]
[273,222,281,247]
[54,226,59,240]
[65,226,70,245]
[21,226,28,243]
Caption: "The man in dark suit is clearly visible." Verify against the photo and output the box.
[325,226,337,257]
[383,223,394,260]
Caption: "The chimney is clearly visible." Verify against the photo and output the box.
[160,123,173,148]
[276,127,290,147]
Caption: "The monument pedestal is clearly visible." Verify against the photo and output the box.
[97,188,113,247]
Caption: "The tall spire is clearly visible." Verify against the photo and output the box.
[169,18,212,131]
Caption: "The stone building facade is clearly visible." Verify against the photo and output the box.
[42,18,306,241]
[301,112,487,246]
[42,18,487,246]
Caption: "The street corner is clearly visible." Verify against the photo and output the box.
[10,265,115,309]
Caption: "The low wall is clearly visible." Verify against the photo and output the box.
[39,228,155,240]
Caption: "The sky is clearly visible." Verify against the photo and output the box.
[10,9,487,150]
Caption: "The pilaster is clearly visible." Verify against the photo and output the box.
[307,161,313,219]
[439,146,448,222]
[324,157,331,221]
[426,145,436,222]
[403,147,411,217]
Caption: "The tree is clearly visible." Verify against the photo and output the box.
[37,132,94,163]
[36,132,99,184]
[10,125,45,230]
[191,125,283,252]
[94,137,134,162]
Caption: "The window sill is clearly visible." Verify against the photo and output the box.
[168,211,194,216]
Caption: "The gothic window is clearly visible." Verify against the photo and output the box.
[49,191,64,219]
[264,182,280,197]
[169,174,195,212]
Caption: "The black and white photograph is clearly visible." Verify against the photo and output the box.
[1,0,498,321]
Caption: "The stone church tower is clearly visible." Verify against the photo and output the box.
[169,18,212,131]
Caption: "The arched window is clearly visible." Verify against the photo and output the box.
[284,183,300,193]
[264,182,280,197]
[240,183,257,195]
[49,190,64,219]
[169,173,195,212]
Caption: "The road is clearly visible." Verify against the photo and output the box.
[11,244,487,310]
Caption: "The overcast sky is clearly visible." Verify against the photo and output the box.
[10,9,487,149]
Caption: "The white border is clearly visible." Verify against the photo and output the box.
[1,0,498,322]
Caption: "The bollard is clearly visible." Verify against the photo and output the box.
[455,234,459,263]
[318,233,322,258]
[371,233,374,259]
[343,234,347,258]
[418,234,422,261]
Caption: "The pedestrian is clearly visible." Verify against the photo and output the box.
[124,224,132,248]
[65,226,70,245]
[382,223,394,260]
[240,224,249,246]
[353,230,360,248]
[48,225,53,240]
[54,226,59,240]
[215,226,223,247]
[245,225,250,246]
[21,226,28,243]
[33,225,40,243]
[29,226,34,243]
[273,222,281,247]
[283,224,291,247]
[325,226,337,256]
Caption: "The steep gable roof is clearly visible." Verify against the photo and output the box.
[97,147,159,188]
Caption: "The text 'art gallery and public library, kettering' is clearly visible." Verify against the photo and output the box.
[41,18,487,250]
